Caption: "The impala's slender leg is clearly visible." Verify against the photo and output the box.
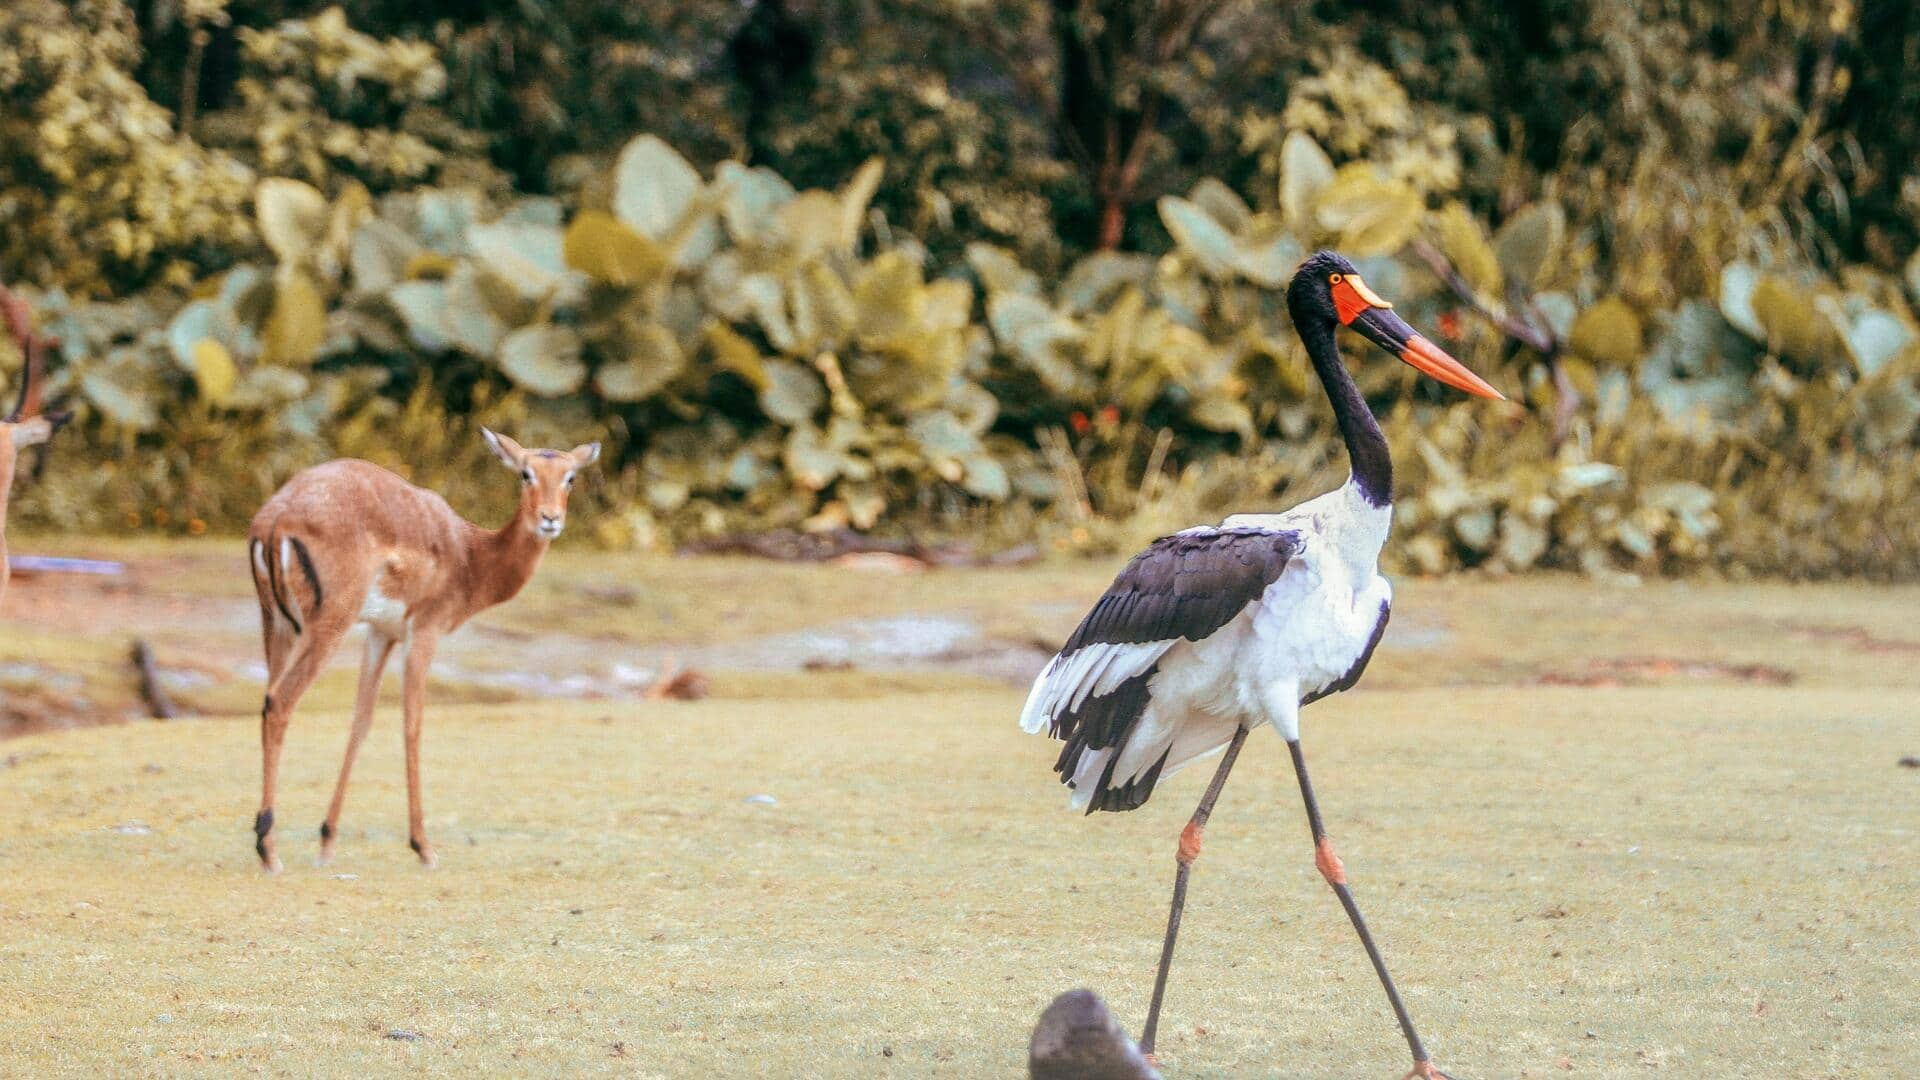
[1139,724,1250,1058]
[318,631,396,865]
[1287,738,1452,1080]
[262,615,294,682]
[255,613,351,873]
[400,631,440,867]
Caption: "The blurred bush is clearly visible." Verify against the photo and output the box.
[0,0,255,292]
[1,1,1917,579]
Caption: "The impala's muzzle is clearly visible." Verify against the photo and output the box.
[537,513,565,540]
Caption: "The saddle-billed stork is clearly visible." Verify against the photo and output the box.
[1020,251,1504,1078]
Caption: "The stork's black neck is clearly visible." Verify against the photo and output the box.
[1298,316,1392,507]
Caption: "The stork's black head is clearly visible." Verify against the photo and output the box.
[1286,249,1504,400]
[1286,250,1359,324]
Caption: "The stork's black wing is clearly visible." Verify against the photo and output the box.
[1026,526,1303,812]
[1058,527,1305,655]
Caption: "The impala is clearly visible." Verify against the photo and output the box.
[0,285,69,608]
[247,429,600,871]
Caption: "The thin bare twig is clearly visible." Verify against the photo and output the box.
[178,28,208,135]
[1408,239,1553,354]
[1136,427,1173,507]
[1038,426,1094,524]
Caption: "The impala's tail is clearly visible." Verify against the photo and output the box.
[250,533,325,637]
[250,531,331,718]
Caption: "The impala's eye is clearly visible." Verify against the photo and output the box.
[563,472,575,488]
[522,468,535,485]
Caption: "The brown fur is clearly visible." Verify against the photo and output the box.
[245,430,598,871]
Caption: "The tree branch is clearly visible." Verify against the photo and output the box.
[1408,239,1554,355]
[1409,238,1581,444]
[178,28,208,135]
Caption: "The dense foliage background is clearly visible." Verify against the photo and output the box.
[2,0,1917,577]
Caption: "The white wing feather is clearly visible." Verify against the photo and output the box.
[1018,640,1173,735]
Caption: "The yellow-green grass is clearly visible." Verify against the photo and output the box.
[5,542,1919,1074]
[2,683,1916,1077]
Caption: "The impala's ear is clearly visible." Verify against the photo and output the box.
[570,442,601,469]
[9,416,52,448]
[481,427,526,469]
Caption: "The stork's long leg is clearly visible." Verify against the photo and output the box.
[1287,738,1451,1080]
[1140,724,1250,1057]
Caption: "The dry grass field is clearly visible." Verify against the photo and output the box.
[2,541,1917,1077]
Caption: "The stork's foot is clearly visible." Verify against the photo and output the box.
[1403,1061,1456,1080]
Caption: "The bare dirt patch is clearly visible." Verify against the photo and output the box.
[1536,656,1795,688]
[1786,623,1920,655]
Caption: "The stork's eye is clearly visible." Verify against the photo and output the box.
[1329,272,1344,284]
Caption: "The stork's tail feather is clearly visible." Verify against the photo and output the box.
[1066,746,1172,813]
[1018,657,1060,735]
[1065,717,1245,814]
[1024,641,1192,812]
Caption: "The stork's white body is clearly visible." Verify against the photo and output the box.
[1026,251,1491,1074]
[1021,481,1392,810]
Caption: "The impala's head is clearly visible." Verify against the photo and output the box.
[1,286,69,487]
[1287,250,1504,400]
[481,429,602,541]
